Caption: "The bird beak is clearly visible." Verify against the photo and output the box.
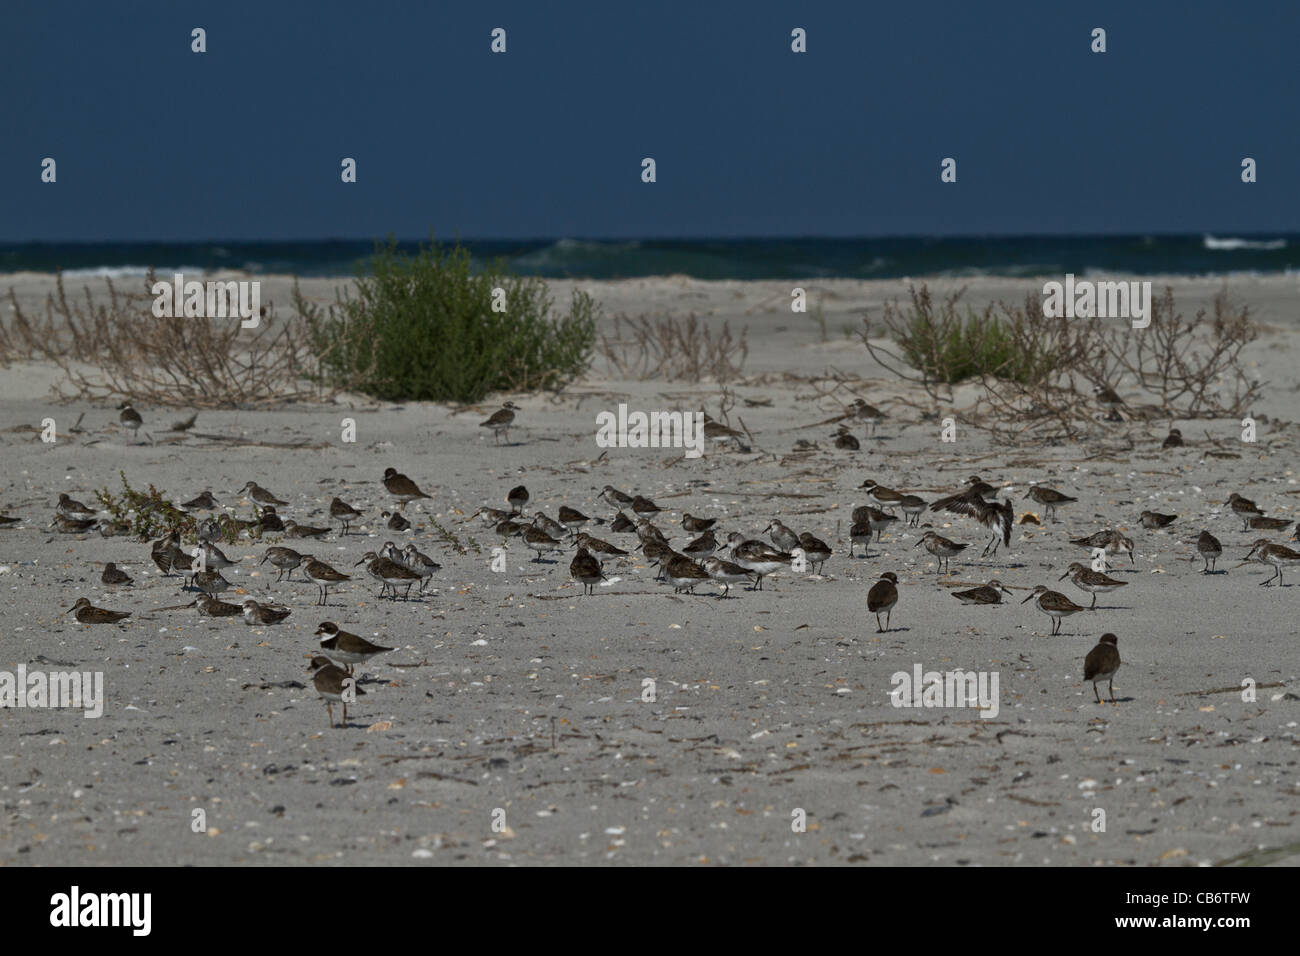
[1020,594,1034,604]
[912,539,924,548]
[1057,570,1069,581]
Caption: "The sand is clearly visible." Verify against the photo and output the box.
[0,272,1296,866]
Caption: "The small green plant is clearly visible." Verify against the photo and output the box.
[95,472,195,541]
[299,237,597,403]
[427,516,481,555]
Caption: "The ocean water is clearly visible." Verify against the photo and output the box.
[0,235,1295,280]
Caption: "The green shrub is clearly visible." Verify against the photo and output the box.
[298,237,597,403]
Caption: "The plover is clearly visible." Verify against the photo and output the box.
[1161,428,1184,449]
[56,493,98,521]
[1195,530,1223,574]
[242,599,291,625]
[1024,485,1077,522]
[1057,562,1128,609]
[1094,385,1126,421]
[1020,585,1086,635]
[479,401,520,445]
[915,531,969,574]
[849,398,885,436]
[797,532,832,573]
[383,467,432,510]
[665,554,711,593]
[355,551,421,599]
[1226,493,1262,531]
[330,496,363,534]
[704,555,756,597]
[1083,633,1121,704]
[728,537,792,590]
[302,555,351,605]
[867,572,899,632]
[382,510,411,532]
[117,401,144,441]
[574,532,628,556]
[860,479,904,510]
[951,580,1014,605]
[1245,539,1300,587]
[1139,510,1177,530]
[284,519,330,538]
[702,415,746,450]
[197,593,242,617]
[682,513,717,534]
[66,598,130,625]
[239,481,288,508]
[507,485,530,514]
[101,562,133,587]
[307,656,365,729]
[1070,529,1135,567]
[570,547,606,595]
[557,505,590,538]
[181,490,218,512]
[258,506,285,534]
[315,622,393,674]
[401,543,441,592]
[259,546,304,582]
[523,526,564,563]
[765,519,799,552]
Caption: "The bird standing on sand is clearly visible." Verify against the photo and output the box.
[1020,585,1086,636]
[480,402,520,445]
[118,401,144,442]
[1084,634,1121,705]
[383,468,432,511]
[315,622,393,674]
[1023,485,1077,522]
[1195,530,1222,574]
[307,656,365,729]
[867,572,899,632]
[915,531,968,574]
[330,496,363,534]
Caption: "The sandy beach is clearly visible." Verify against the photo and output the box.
[0,271,1297,867]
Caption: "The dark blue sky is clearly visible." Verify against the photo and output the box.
[5,0,1297,240]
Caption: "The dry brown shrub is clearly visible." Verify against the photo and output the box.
[598,312,747,383]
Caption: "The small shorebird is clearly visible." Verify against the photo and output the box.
[704,555,755,597]
[98,520,131,537]
[849,398,885,436]
[259,546,304,582]
[0,514,22,527]
[728,536,793,590]
[1196,530,1223,574]
[849,520,874,558]
[631,495,662,517]
[951,580,1013,605]
[934,493,1013,556]
[356,551,421,599]
[56,494,98,521]
[558,506,590,538]
[471,506,510,528]
[191,569,232,597]
[1245,539,1300,586]
[532,512,567,540]
[1058,562,1128,609]
[899,494,927,528]
[1070,529,1135,567]
[860,479,905,510]
[307,656,364,729]
[117,401,144,441]
[867,572,899,632]
[151,532,185,575]
[641,538,678,580]
[383,468,432,510]
[49,514,97,534]
[928,479,997,520]
[833,426,860,450]
[258,506,285,534]
[853,505,898,542]
[665,554,711,594]
[169,412,198,432]
[703,417,746,450]
[1139,510,1177,530]
[401,543,441,592]
[284,519,330,538]
[382,510,410,532]
[480,401,520,445]
[570,547,606,595]
[495,518,526,539]
[181,490,218,512]
[1247,515,1291,532]
[575,532,628,556]
[600,486,634,508]
[66,598,130,625]
[682,513,717,534]
[609,512,637,534]
[507,485,530,514]
[1093,385,1126,421]
[315,622,392,674]
[101,562,133,587]
[636,518,667,544]
[197,593,242,617]
[330,496,363,534]
[524,526,564,563]
[915,531,968,574]
[239,481,288,508]
[1024,485,1077,522]
[1020,585,1086,635]
[1083,633,1121,705]
[682,530,718,562]
[765,519,799,552]
[797,532,832,574]
[1226,493,1263,531]
[1162,428,1184,449]
[302,555,351,605]
[242,599,291,625]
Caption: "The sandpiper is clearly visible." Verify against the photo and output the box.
[199,541,236,571]
[315,622,393,674]
[600,486,634,508]
[915,531,968,574]
[703,415,746,450]
[631,495,662,517]
[495,519,527,539]
[899,494,928,528]
[867,572,898,632]
[307,656,364,729]
[151,532,185,575]
[56,494,98,521]
[570,547,606,595]
[765,519,799,552]
[1058,562,1128,609]
[181,490,218,512]
[524,526,564,563]
[330,496,363,534]
[1083,634,1121,704]
[401,543,441,592]
[853,505,898,542]
[1094,385,1126,421]
[1139,510,1177,530]
[1248,515,1291,532]
[98,520,131,537]
[1024,485,1077,522]
[635,518,667,544]
[641,538,678,580]
[480,401,520,445]
[1196,530,1223,574]
[284,519,330,538]
[197,593,243,617]
[1245,539,1300,587]
[1226,493,1263,531]
[682,513,717,534]
[302,555,351,605]
[929,479,997,518]
[682,530,718,562]
[575,532,628,556]
[934,494,1014,556]
[507,485,530,513]
[1070,529,1135,567]
[382,510,410,532]
[951,580,1013,605]
[259,546,304,582]
[557,505,590,538]
[383,468,432,511]
[471,506,510,527]
[609,512,637,534]
[49,514,97,534]
[239,481,288,508]
[728,537,792,590]
[860,479,905,510]
[169,412,197,432]
[849,520,874,558]
[833,426,860,450]
[797,532,832,574]
[0,514,22,527]
[118,401,144,441]
[356,550,421,599]
[242,599,291,625]
[192,569,232,597]
[532,512,568,540]
[1020,585,1086,635]
[101,562,133,587]
[1162,428,1184,449]
[66,598,130,625]
[849,398,885,436]
[665,554,711,594]
[704,555,756,597]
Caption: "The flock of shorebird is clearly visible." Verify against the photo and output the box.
[8,401,1298,722]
